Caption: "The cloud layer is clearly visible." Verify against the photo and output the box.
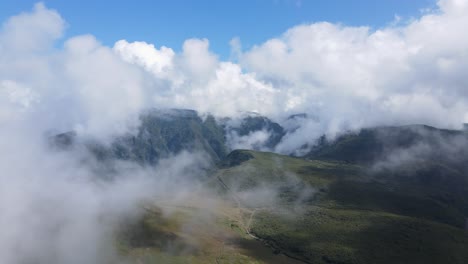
[2,1,468,141]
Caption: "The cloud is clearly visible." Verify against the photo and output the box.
[0,80,39,122]
[227,129,272,151]
[0,121,218,263]
[114,38,279,117]
[114,39,175,78]
[240,0,468,129]
[0,0,467,160]
[109,0,468,149]
[3,1,467,143]
[0,4,151,140]
[62,35,147,139]
[370,125,468,173]
[439,0,468,13]
[0,2,64,53]
[0,0,466,152]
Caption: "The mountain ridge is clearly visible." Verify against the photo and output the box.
[47,108,468,263]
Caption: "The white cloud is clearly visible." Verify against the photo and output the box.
[240,0,468,132]
[1,0,468,144]
[62,35,147,139]
[0,6,149,139]
[439,0,468,14]
[113,37,278,117]
[0,80,38,109]
[227,129,271,150]
[179,38,218,81]
[114,39,175,77]
[0,2,64,53]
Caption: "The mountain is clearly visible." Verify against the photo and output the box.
[51,109,288,165]
[119,149,468,264]
[221,113,286,150]
[106,109,228,165]
[50,110,468,263]
[305,124,467,165]
[304,124,468,225]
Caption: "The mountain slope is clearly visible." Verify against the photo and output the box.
[50,113,468,263]
[51,109,288,165]
[118,149,468,263]
[305,125,467,165]
[213,150,468,264]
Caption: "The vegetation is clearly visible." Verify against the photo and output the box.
[118,147,468,263]
[219,150,468,263]
[53,114,468,263]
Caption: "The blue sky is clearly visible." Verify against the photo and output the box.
[0,0,436,58]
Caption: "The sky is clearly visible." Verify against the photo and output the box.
[0,0,436,58]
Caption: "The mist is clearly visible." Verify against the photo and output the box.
[0,120,220,263]
[370,126,468,172]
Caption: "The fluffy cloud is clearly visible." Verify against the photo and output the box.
[0,2,64,52]
[240,0,468,130]
[1,0,468,141]
[0,4,150,139]
[109,0,468,140]
[114,39,175,77]
[114,38,278,117]
[62,35,147,138]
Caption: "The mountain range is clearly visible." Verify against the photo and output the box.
[51,109,468,264]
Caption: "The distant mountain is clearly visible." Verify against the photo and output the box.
[305,124,468,165]
[51,108,286,165]
[120,148,468,264]
[49,112,468,263]
[222,113,286,150]
[68,109,227,165]
[51,112,468,170]
[304,124,468,228]
[210,149,468,264]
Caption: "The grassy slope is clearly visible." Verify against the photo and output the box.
[253,208,468,264]
[118,149,468,263]
[117,199,304,264]
[216,150,468,264]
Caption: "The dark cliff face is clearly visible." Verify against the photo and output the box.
[222,114,286,151]
[50,131,77,150]
[92,109,229,165]
[49,109,287,166]
[50,109,468,171]
[305,125,468,165]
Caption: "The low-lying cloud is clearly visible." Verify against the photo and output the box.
[0,123,219,263]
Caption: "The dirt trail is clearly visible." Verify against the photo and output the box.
[135,180,306,264]
[217,176,269,239]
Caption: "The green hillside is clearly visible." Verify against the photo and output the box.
[51,116,468,263]
[119,149,468,264]
[305,125,467,165]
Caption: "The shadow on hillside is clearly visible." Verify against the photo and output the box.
[326,179,466,228]
[227,237,306,264]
